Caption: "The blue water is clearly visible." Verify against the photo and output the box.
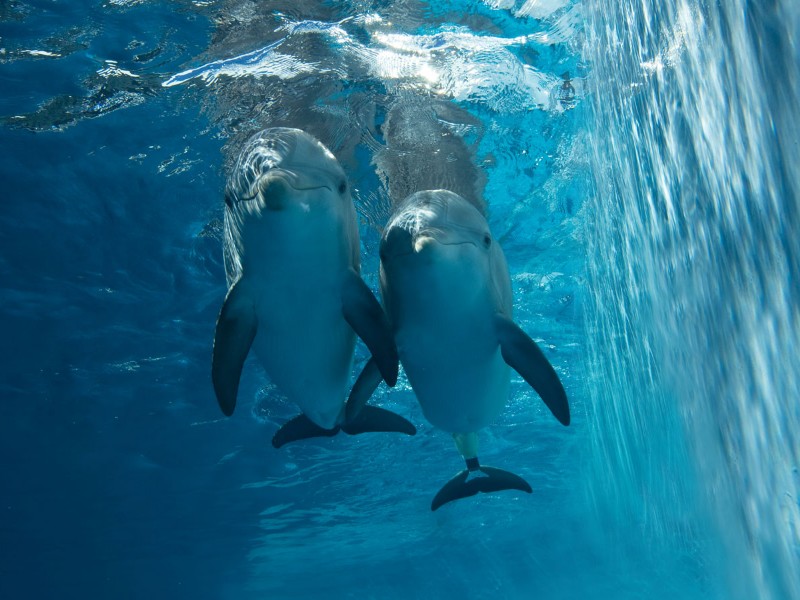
[1,1,797,599]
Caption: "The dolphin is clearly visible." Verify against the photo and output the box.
[212,127,416,446]
[347,189,569,510]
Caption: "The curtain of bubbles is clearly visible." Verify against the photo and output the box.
[581,0,800,598]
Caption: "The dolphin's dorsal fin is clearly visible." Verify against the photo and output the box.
[212,279,257,416]
[494,314,570,426]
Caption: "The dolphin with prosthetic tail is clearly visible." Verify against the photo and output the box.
[212,127,415,446]
[347,189,569,510]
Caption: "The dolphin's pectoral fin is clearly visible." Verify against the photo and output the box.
[341,269,399,386]
[431,457,533,511]
[272,415,340,449]
[345,357,383,422]
[494,314,570,426]
[341,405,417,437]
[212,279,258,416]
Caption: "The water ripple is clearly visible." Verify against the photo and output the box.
[163,13,575,114]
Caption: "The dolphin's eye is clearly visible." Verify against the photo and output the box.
[483,233,492,248]
[338,181,347,195]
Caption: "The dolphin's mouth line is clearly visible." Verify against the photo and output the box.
[436,241,478,247]
[235,172,332,202]
[287,184,333,192]
[260,169,334,193]
[386,236,477,259]
[414,231,478,249]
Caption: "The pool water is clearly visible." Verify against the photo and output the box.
[1,1,798,598]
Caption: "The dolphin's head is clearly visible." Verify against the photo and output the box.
[222,128,358,285]
[379,189,511,322]
[380,190,493,262]
[225,127,349,212]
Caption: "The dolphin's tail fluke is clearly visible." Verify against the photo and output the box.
[344,358,417,437]
[272,407,416,449]
[341,405,417,437]
[272,415,339,448]
[431,457,532,511]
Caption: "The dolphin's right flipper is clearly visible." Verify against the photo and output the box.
[431,460,533,511]
[341,405,417,437]
[272,415,340,448]
[341,269,399,387]
[494,314,570,426]
[345,357,383,422]
[212,279,257,416]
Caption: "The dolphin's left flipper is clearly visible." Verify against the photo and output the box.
[341,269,399,386]
[342,405,417,437]
[345,357,383,422]
[212,279,258,417]
[431,459,532,511]
[494,314,570,426]
[272,415,339,448]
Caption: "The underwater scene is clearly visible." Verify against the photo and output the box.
[1,0,798,598]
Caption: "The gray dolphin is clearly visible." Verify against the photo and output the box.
[212,127,415,446]
[348,189,569,510]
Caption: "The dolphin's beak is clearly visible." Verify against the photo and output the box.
[255,167,335,211]
[381,226,415,260]
[413,234,437,253]
[382,227,457,261]
[413,227,462,253]
[258,173,293,211]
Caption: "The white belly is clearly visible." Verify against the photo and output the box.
[252,287,354,429]
[232,205,356,429]
[399,330,509,433]
[387,261,509,433]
